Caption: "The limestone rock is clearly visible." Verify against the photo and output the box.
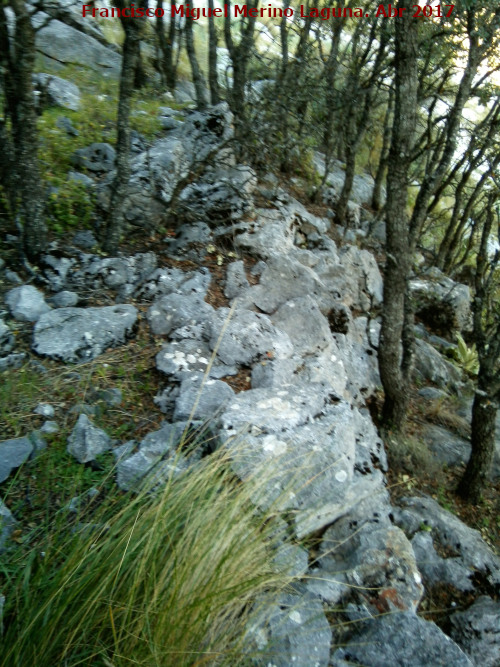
[33,305,137,362]
[5,285,51,322]
[67,414,111,463]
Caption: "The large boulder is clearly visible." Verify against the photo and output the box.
[33,305,138,362]
[34,18,121,75]
[410,269,471,334]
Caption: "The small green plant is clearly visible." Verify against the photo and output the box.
[46,179,94,233]
[453,333,479,376]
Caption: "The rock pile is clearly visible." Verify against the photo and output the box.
[1,104,498,666]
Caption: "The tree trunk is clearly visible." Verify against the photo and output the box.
[378,0,418,432]
[457,392,497,503]
[207,0,219,104]
[156,0,177,90]
[1,1,47,262]
[184,0,208,110]
[371,88,393,212]
[102,3,142,254]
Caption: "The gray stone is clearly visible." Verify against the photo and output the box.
[331,323,381,403]
[413,339,463,390]
[41,254,76,291]
[35,18,121,75]
[49,291,79,308]
[164,222,213,263]
[101,104,234,230]
[72,230,97,249]
[173,373,235,421]
[220,383,331,437]
[67,414,111,463]
[246,593,331,667]
[160,116,181,131]
[410,272,472,334]
[411,531,475,592]
[71,143,116,172]
[0,436,33,483]
[421,425,485,472]
[0,500,16,550]
[393,496,500,589]
[4,271,22,284]
[314,244,383,312]
[331,612,473,667]
[56,116,79,136]
[5,285,51,322]
[234,208,296,258]
[33,305,138,362]
[116,423,178,491]
[318,522,424,613]
[450,596,500,667]
[40,421,59,435]
[209,308,293,366]
[177,165,256,225]
[271,296,333,355]
[147,294,214,336]
[0,319,14,354]
[68,171,93,187]
[33,73,80,111]
[157,339,208,378]
[34,403,55,418]
[136,266,209,302]
[174,80,196,103]
[94,388,122,407]
[418,386,449,400]
[272,543,309,577]
[0,353,26,372]
[224,261,250,300]
[251,357,299,389]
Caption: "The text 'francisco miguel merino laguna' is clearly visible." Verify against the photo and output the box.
[82,4,373,20]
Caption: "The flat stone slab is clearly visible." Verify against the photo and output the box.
[33,305,137,362]
[0,436,34,483]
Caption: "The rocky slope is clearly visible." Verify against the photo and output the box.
[1,101,499,665]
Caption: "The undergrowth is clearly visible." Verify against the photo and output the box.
[0,443,294,666]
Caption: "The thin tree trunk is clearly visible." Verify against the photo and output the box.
[184,0,208,110]
[207,0,219,104]
[156,0,177,90]
[102,3,142,254]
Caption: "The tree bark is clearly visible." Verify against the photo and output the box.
[102,1,142,254]
[378,0,418,432]
[207,0,220,104]
[457,392,497,503]
[1,1,47,262]
[184,0,208,110]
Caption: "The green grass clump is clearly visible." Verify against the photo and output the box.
[0,444,293,667]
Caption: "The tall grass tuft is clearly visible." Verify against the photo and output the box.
[1,446,292,667]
